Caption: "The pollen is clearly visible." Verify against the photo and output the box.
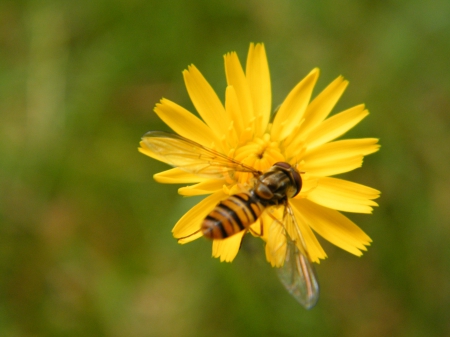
[233,133,285,184]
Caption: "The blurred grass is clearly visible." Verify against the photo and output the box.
[1,0,450,336]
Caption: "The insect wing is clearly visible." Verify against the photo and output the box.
[276,205,319,309]
[141,131,259,179]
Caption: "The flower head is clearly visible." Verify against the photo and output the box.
[139,43,380,266]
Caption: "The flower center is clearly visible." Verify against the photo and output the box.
[232,133,285,185]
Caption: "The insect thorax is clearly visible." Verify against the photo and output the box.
[253,163,301,205]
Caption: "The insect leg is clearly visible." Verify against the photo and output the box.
[176,228,202,242]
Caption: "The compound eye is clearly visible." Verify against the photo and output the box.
[290,169,302,197]
[273,162,291,169]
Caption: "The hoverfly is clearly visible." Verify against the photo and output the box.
[142,131,319,309]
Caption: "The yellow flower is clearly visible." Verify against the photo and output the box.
[139,43,380,266]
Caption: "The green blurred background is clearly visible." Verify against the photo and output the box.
[1,0,449,336]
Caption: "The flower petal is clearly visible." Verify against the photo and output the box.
[265,214,287,267]
[271,68,319,141]
[139,141,169,164]
[302,138,380,176]
[298,75,349,139]
[172,191,226,242]
[212,231,246,262]
[304,104,369,150]
[246,43,271,136]
[289,204,328,263]
[249,219,263,236]
[225,85,244,139]
[153,167,208,184]
[305,137,380,159]
[224,52,254,130]
[291,199,372,256]
[178,179,224,196]
[302,156,365,177]
[154,98,219,148]
[306,177,380,213]
[140,141,224,182]
[298,175,319,195]
[183,65,229,136]
[263,207,327,265]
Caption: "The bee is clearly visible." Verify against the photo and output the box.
[142,131,319,309]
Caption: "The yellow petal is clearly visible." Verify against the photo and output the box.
[262,207,326,265]
[224,52,254,130]
[138,141,168,164]
[304,105,369,150]
[271,68,319,141]
[298,175,319,195]
[282,120,305,159]
[249,219,263,237]
[298,75,349,138]
[246,43,271,136]
[265,216,287,267]
[302,138,380,176]
[289,203,328,263]
[178,179,224,196]
[152,167,208,184]
[212,231,246,262]
[183,65,229,136]
[306,177,380,213]
[140,140,228,182]
[291,199,372,256]
[172,191,225,242]
[302,155,365,177]
[225,85,244,138]
[305,137,380,160]
[154,98,219,148]
[259,211,279,241]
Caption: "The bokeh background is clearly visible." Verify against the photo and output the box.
[1,0,449,336]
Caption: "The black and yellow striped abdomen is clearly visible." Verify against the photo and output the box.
[201,193,264,239]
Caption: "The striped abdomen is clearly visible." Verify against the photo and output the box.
[201,193,264,239]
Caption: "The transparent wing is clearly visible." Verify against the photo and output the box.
[276,204,319,309]
[141,131,260,179]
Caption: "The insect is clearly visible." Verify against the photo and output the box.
[142,131,319,309]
